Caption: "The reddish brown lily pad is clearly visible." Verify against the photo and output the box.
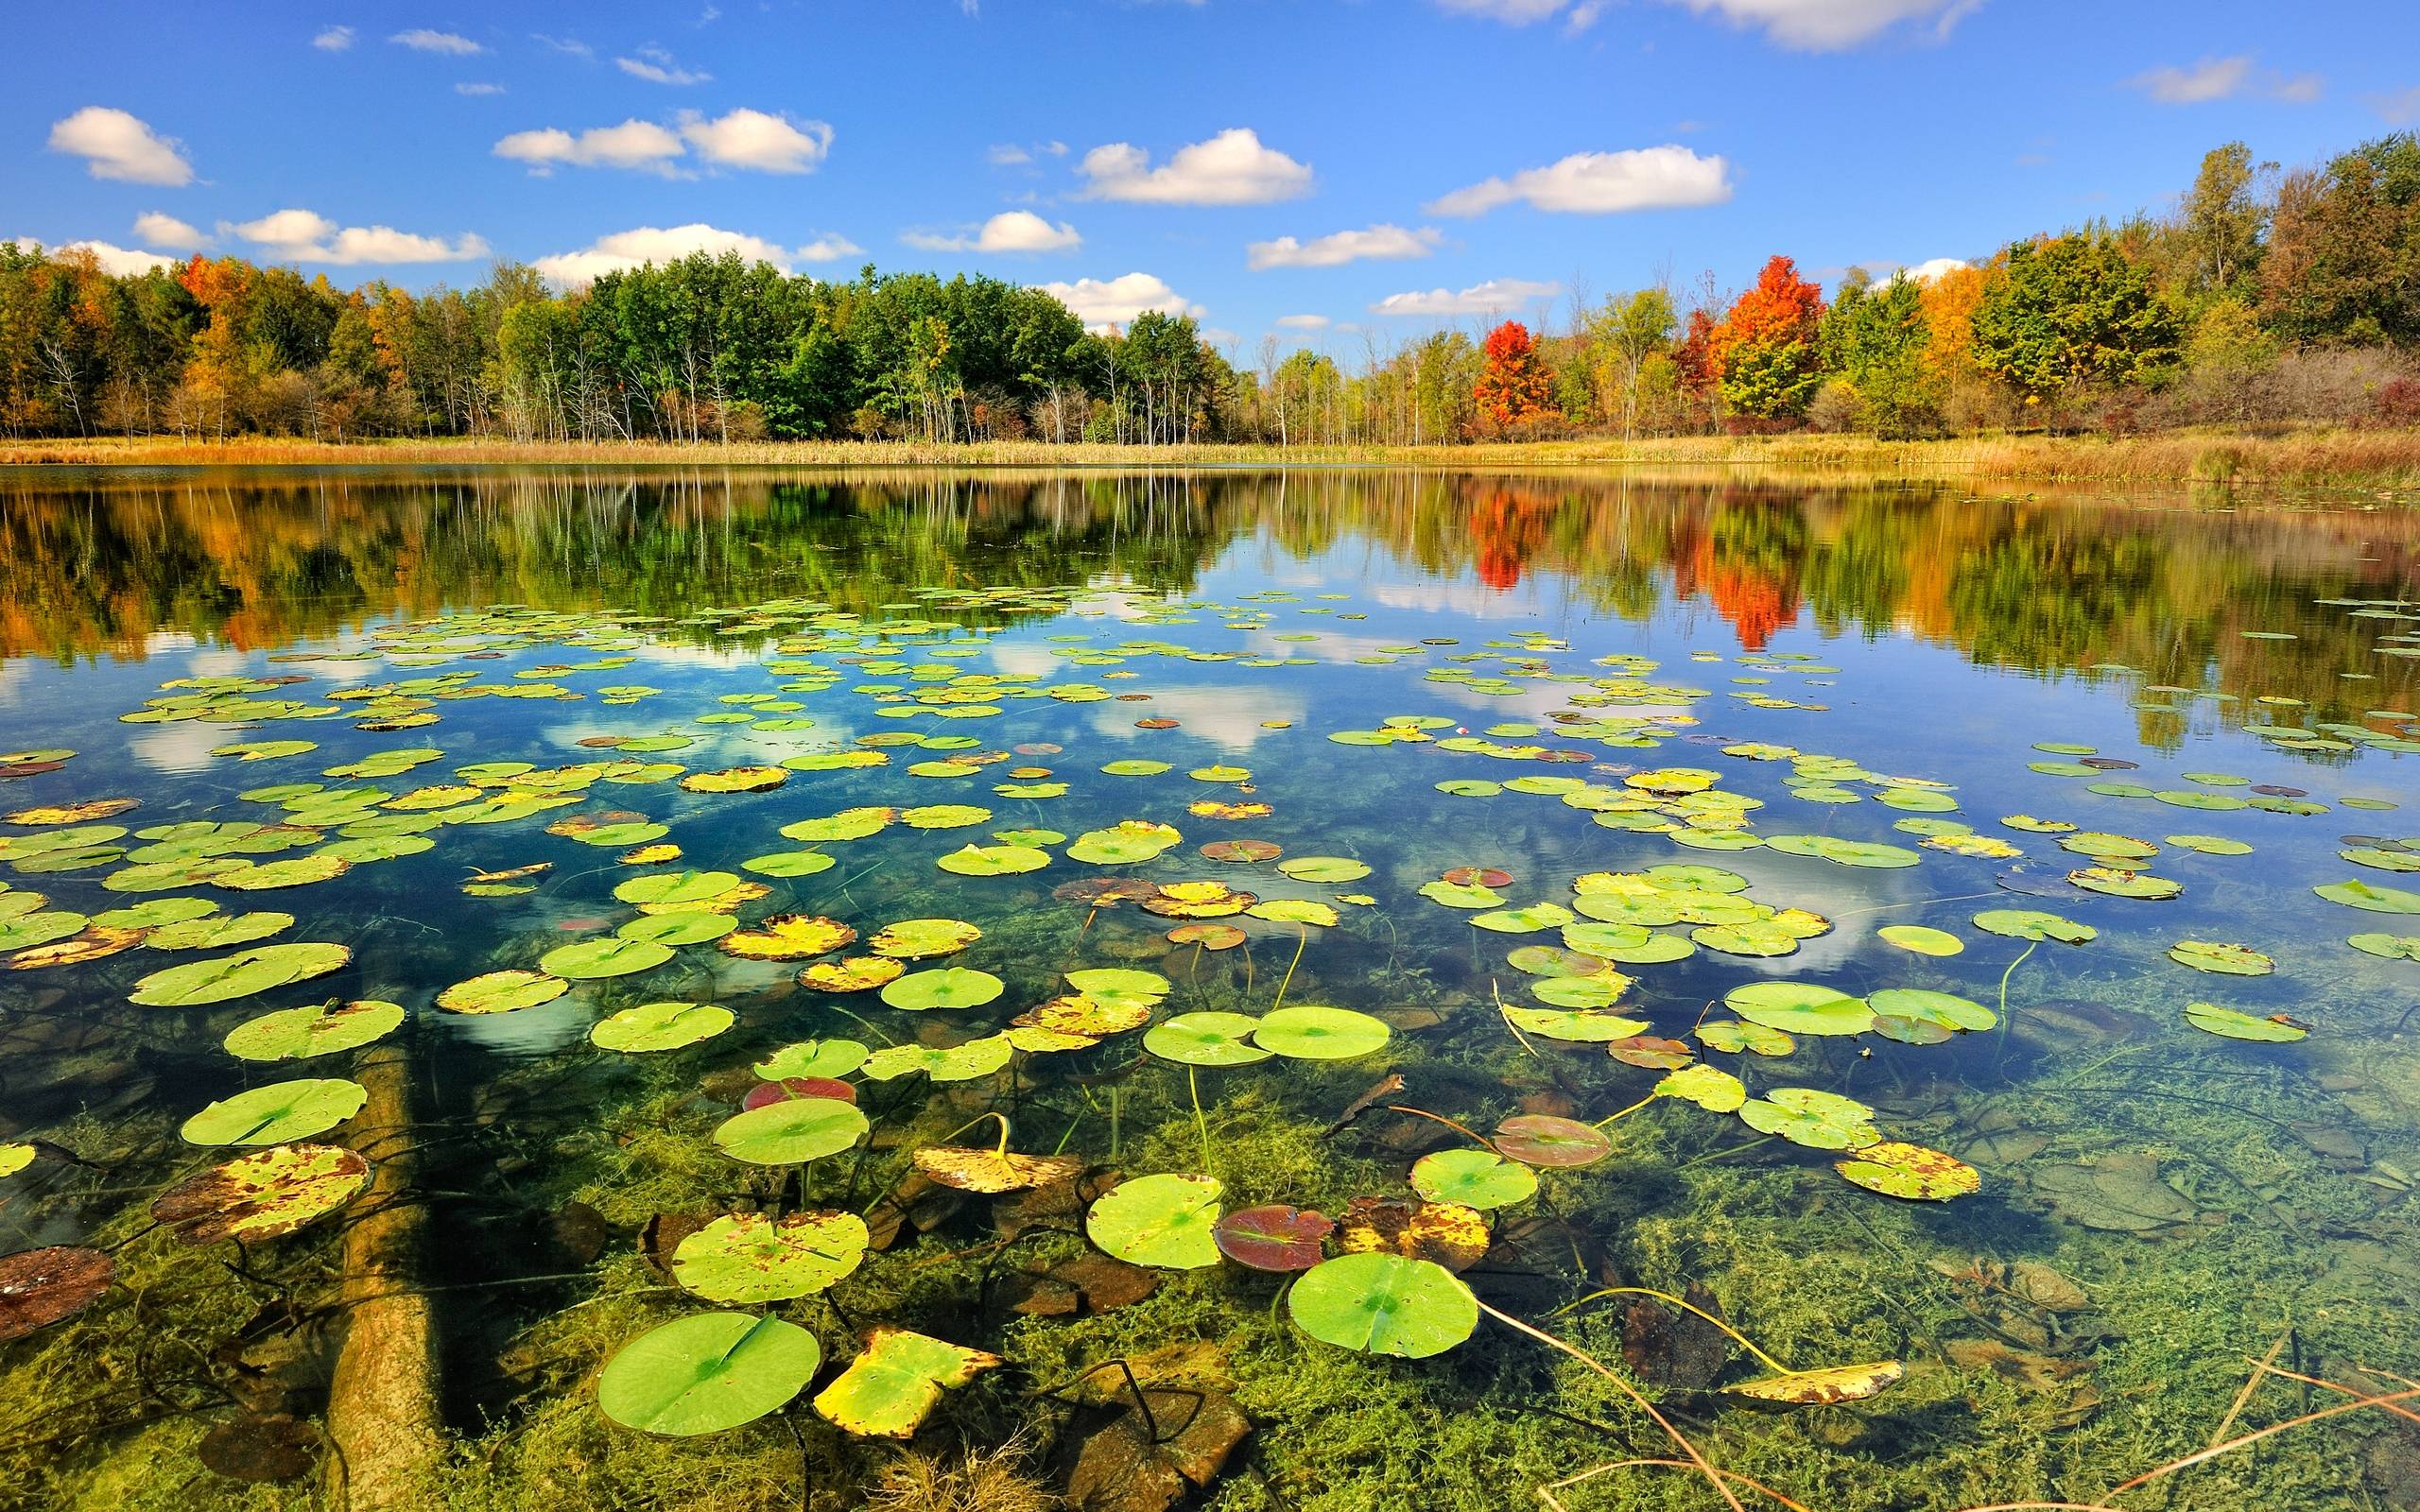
[1492,1115,1614,1169]
[1443,867,1512,888]
[1167,923,1247,951]
[744,1076,858,1109]
[1200,839,1281,864]
[1212,1205,1334,1272]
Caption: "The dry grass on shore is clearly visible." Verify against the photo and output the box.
[7,428,2420,489]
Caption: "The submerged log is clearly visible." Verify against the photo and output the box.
[322,1042,445,1508]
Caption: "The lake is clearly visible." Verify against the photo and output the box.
[0,466,2414,1512]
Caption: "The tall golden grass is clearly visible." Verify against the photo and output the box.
[7,429,2420,488]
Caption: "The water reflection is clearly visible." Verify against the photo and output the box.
[2,470,2413,749]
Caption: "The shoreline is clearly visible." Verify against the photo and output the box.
[6,429,2420,490]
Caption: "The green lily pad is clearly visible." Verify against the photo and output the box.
[617,911,735,947]
[436,969,568,1014]
[1503,1006,1649,1042]
[2169,939,2274,976]
[223,1000,405,1060]
[936,844,1049,877]
[130,942,352,1007]
[1877,925,1963,956]
[1866,988,1995,1033]
[2183,1002,2307,1041]
[1723,982,1874,1037]
[1288,1252,1478,1359]
[145,911,295,951]
[1765,834,1922,869]
[540,936,674,981]
[753,1040,870,1079]
[2315,880,2420,914]
[711,1096,869,1164]
[1409,1148,1537,1210]
[1972,909,2098,944]
[1144,1011,1270,1067]
[1696,1021,1795,1056]
[1086,1173,1222,1269]
[2347,933,2420,961]
[741,850,837,879]
[597,1313,821,1437]
[180,1078,367,1146]
[672,1211,869,1302]
[860,1035,1013,1082]
[879,968,1003,1011]
[1066,821,1183,864]
[1737,1088,1880,1150]
[1278,856,1372,884]
[591,1000,735,1052]
[1253,1005,1391,1060]
[613,869,741,907]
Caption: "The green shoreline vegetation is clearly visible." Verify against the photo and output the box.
[6,133,2420,476]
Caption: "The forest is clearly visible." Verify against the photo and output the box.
[3,134,2417,448]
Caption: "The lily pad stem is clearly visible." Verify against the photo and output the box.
[1270,921,1308,1012]
[1560,1286,1792,1374]
[1188,1067,1212,1174]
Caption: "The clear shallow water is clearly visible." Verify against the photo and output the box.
[0,468,2415,1512]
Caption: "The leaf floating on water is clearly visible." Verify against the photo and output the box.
[1288,1252,1478,1359]
[1492,1114,1613,1169]
[130,942,352,1007]
[670,1211,869,1301]
[1834,1142,1979,1200]
[2168,939,2275,976]
[224,999,404,1061]
[591,1000,734,1053]
[868,917,981,959]
[912,1144,1082,1194]
[1213,1205,1334,1271]
[1409,1149,1537,1211]
[712,1096,869,1165]
[1656,1063,1747,1112]
[180,1078,368,1146]
[2183,1002,2308,1042]
[1737,1088,1882,1150]
[437,969,569,1014]
[879,967,1003,1011]
[2314,880,2420,915]
[812,1328,1002,1439]
[1723,982,1874,1037]
[598,1312,821,1436]
[1086,1173,1223,1269]
[1253,1005,1391,1060]
[718,914,856,961]
[151,1144,372,1244]
[1972,909,2098,944]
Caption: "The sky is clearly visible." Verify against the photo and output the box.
[6,1,2415,350]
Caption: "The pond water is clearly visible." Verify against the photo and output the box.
[0,467,2414,1512]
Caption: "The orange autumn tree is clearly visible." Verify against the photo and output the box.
[1711,255,1826,420]
[1474,320,1554,429]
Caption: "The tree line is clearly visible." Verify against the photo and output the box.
[4,133,2417,446]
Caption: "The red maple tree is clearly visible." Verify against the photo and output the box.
[1473,320,1554,429]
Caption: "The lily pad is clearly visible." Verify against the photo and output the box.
[1144,1011,1270,1067]
[150,1144,371,1244]
[859,1036,1013,1082]
[1877,925,1963,956]
[1724,982,1874,1037]
[592,1000,734,1053]
[598,1312,821,1437]
[540,936,673,981]
[712,1095,869,1164]
[1835,1142,1979,1200]
[2183,1002,2308,1041]
[2314,880,2420,915]
[1087,1173,1222,1269]
[130,943,352,1007]
[1409,1149,1537,1210]
[224,1000,404,1061]
[812,1328,1002,1439]
[719,914,856,961]
[869,918,981,959]
[1213,1206,1335,1271]
[1972,909,2098,944]
[671,1211,869,1301]
[880,967,1003,1011]
[1288,1252,1477,1359]
[436,970,568,1014]
[181,1078,367,1146]
[1491,1115,1611,1169]
[2169,939,2274,976]
[1254,1005,1391,1060]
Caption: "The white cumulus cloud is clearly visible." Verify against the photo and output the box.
[134,212,208,249]
[1247,224,1441,271]
[1884,256,1971,284]
[1370,278,1562,318]
[1275,314,1331,330]
[46,108,193,187]
[389,28,483,55]
[903,211,1081,254]
[1078,128,1312,205]
[232,208,489,266]
[494,119,687,173]
[312,25,355,51]
[678,108,831,173]
[533,224,835,285]
[456,81,507,96]
[1039,272,1202,331]
[12,238,177,276]
[1427,146,1732,216]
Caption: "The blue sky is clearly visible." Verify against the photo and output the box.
[7,1,2413,350]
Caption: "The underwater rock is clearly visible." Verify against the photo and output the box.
[1012,1254,1161,1316]
[1620,1283,1730,1391]
[1064,1387,1251,1512]
[638,1212,713,1280]
[2026,1152,2197,1233]
[1945,1337,2091,1393]
[2004,1261,2091,1314]
[548,1200,614,1265]
[199,1413,319,1483]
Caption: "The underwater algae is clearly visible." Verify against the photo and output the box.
[0,472,2413,1511]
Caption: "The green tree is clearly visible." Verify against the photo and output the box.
[1970,232,2179,402]
[2260,133,2420,347]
